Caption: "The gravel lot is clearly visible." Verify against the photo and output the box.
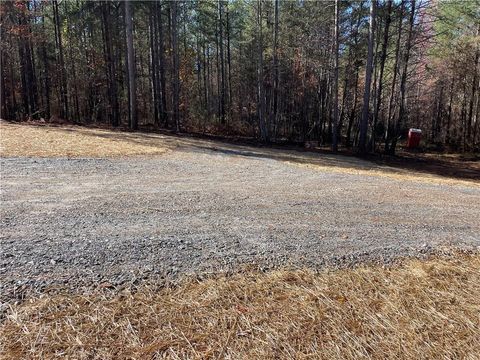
[1,142,479,302]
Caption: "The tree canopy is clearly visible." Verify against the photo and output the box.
[1,0,479,153]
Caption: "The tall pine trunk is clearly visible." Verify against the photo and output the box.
[332,0,340,152]
[218,1,226,124]
[385,1,404,153]
[226,3,233,125]
[467,25,479,149]
[125,0,137,130]
[257,0,267,142]
[373,0,392,152]
[103,1,119,127]
[149,4,159,125]
[17,3,37,118]
[390,0,415,155]
[271,0,279,140]
[358,0,376,155]
[156,1,168,127]
[41,13,50,120]
[171,1,180,132]
[53,0,68,120]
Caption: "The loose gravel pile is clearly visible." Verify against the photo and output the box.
[1,144,479,302]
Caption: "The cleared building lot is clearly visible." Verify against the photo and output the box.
[1,124,479,300]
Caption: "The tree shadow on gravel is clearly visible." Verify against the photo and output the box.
[364,152,480,182]
[125,130,480,183]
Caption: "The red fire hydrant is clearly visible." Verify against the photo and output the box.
[406,128,422,149]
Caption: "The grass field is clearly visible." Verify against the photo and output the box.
[1,255,479,359]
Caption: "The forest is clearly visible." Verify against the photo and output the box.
[1,0,479,154]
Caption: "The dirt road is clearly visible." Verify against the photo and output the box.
[1,131,479,301]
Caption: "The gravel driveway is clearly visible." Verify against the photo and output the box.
[1,142,480,301]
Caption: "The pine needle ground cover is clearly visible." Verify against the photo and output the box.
[0,121,169,158]
[1,255,479,359]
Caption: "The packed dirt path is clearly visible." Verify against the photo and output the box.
[1,123,479,301]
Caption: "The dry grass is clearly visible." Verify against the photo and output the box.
[0,121,169,157]
[1,255,479,359]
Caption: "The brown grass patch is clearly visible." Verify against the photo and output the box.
[1,255,479,359]
[0,121,169,157]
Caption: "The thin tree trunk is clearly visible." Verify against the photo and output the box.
[370,17,382,150]
[433,85,444,142]
[53,0,68,120]
[68,31,80,123]
[203,42,209,117]
[207,44,211,117]
[332,0,340,152]
[218,1,226,124]
[385,0,404,153]
[156,1,168,127]
[226,2,233,125]
[445,77,454,145]
[390,0,415,155]
[461,84,467,151]
[171,0,180,132]
[196,36,202,128]
[18,34,29,117]
[125,0,137,130]
[345,8,362,147]
[10,59,18,119]
[0,52,6,119]
[26,2,38,117]
[467,25,479,149]
[257,0,267,141]
[338,72,349,140]
[149,4,159,125]
[358,0,376,155]
[473,86,480,147]
[17,5,37,118]
[41,14,50,120]
[373,0,392,152]
[272,0,279,141]
[102,2,118,126]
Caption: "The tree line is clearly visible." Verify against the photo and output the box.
[1,0,479,154]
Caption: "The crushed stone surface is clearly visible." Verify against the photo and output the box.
[1,144,479,302]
